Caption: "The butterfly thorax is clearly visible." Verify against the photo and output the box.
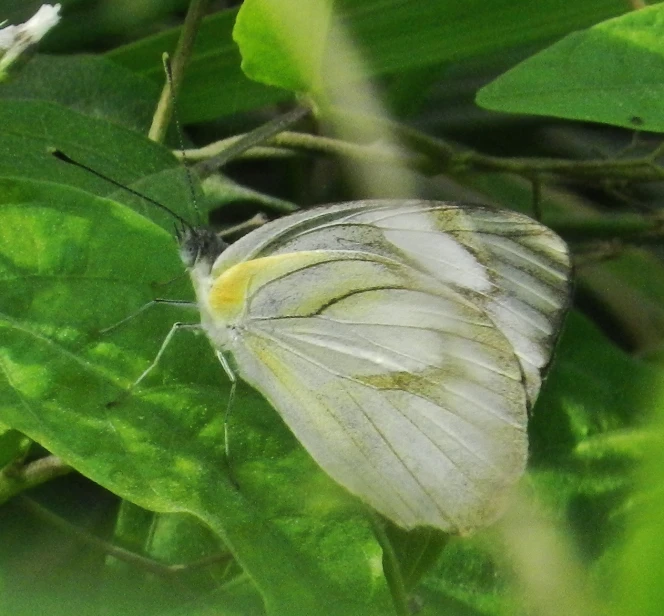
[177,225,234,348]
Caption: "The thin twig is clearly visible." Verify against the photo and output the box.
[337,109,664,183]
[544,212,664,242]
[218,213,269,238]
[572,241,626,266]
[181,129,426,169]
[193,106,312,178]
[149,0,210,143]
[185,125,664,242]
[16,496,235,577]
[184,112,664,185]
[0,455,72,504]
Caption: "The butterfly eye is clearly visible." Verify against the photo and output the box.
[177,228,200,269]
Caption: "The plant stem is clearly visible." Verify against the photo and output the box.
[185,127,664,242]
[192,106,312,178]
[218,212,269,238]
[148,0,210,143]
[185,110,664,184]
[370,514,410,616]
[545,213,664,242]
[337,109,664,183]
[0,455,72,504]
[16,496,235,577]
[182,129,426,169]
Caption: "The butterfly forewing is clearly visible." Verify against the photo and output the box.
[196,200,571,532]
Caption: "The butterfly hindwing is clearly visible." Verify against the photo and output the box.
[199,200,571,532]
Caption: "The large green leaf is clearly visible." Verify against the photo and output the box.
[477,4,664,132]
[107,0,632,123]
[0,100,393,615]
[0,55,162,134]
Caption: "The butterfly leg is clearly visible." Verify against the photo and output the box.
[215,351,239,484]
[100,299,198,334]
[107,322,202,407]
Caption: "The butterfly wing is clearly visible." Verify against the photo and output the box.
[204,200,571,532]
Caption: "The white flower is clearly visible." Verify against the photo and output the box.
[0,4,61,75]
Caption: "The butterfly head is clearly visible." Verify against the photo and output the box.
[176,224,228,275]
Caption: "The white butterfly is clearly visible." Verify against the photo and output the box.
[175,199,571,534]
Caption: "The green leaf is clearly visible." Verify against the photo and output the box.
[385,524,449,592]
[0,55,163,134]
[234,0,335,94]
[0,100,394,615]
[477,3,664,132]
[107,0,632,123]
[0,99,193,228]
[0,424,29,469]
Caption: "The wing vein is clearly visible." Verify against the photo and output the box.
[247,326,525,430]
[337,379,452,524]
[278,323,520,383]
[477,234,568,279]
[245,339,422,521]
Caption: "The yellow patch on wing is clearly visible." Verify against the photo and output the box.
[208,251,334,321]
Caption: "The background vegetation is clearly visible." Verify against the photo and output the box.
[1,1,663,615]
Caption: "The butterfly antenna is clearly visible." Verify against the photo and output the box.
[162,53,202,226]
[51,149,192,229]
